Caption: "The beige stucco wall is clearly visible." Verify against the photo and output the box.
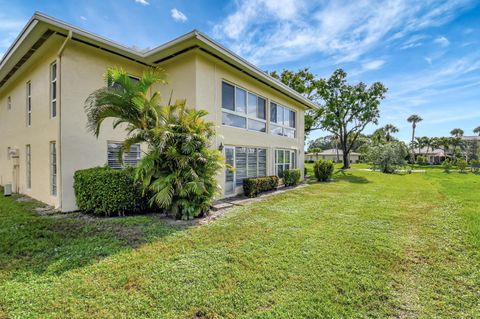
[59,41,148,211]
[0,34,64,207]
[1,39,307,210]
[194,51,306,196]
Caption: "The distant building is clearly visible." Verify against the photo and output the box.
[414,148,446,164]
[305,149,361,163]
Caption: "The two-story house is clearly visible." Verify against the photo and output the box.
[0,12,316,212]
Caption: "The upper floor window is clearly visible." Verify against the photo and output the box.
[7,96,11,110]
[50,62,57,118]
[221,81,267,132]
[107,142,141,169]
[26,81,32,126]
[270,102,296,138]
[108,75,140,90]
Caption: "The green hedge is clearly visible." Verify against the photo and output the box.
[314,159,335,182]
[74,167,151,216]
[283,169,301,186]
[243,176,279,198]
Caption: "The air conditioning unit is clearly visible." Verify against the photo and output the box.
[3,184,12,196]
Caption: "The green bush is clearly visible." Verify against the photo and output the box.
[367,142,408,173]
[457,159,468,172]
[243,176,279,198]
[314,160,335,182]
[74,167,151,216]
[283,169,301,186]
[442,159,452,172]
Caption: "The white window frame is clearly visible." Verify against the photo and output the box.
[50,141,57,196]
[50,61,57,118]
[26,81,32,127]
[26,144,31,189]
[7,96,11,110]
[224,146,267,191]
[275,149,296,177]
[270,102,296,138]
[107,141,142,169]
[221,81,267,133]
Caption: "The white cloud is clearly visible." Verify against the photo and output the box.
[212,0,473,66]
[80,16,87,21]
[135,0,149,6]
[424,57,432,64]
[363,59,385,71]
[434,36,450,47]
[171,8,188,22]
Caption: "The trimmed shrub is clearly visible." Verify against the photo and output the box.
[243,176,279,198]
[74,167,150,216]
[367,142,408,173]
[283,169,301,186]
[314,160,335,182]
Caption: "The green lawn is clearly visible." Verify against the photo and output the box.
[1,167,479,318]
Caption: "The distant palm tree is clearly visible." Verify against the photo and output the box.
[407,115,423,162]
[450,128,464,160]
[450,128,464,138]
[438,137,451,158]
[383,124,399,142]
[474,126,480,136]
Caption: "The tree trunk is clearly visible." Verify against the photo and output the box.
[342,133,350,169]
[411,125,416,163]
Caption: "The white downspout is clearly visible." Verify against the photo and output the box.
[56,30,72,211]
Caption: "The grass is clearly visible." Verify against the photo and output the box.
[1,166,479,318]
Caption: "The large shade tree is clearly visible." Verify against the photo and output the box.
[85,67,222,220]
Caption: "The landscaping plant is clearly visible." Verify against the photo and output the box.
[74,167,150,216]
[283,169,301,186]
[457,159,468,173]
[243,176,279,197]
[442,159,452,172]
[367,142,408,173]
[314,159,335,182]
[85,67,222,220]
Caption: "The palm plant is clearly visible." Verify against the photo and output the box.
[383,124,399,142]
[438,137,451,159]
[450,128,464,160]
[85,67,222,219]
[407,115,423,162]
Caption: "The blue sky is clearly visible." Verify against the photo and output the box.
[1,0,479,142]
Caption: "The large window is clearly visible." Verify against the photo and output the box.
[26,81,32,126]
[50,142,57,196]
[50,62,57,118]
[222,82,267,132]
[270,102,296,138]
[224,146,267,193]
[275,149,296,177]
[108,75,140,89]
[26,145,31,189]
[107,142,141,169]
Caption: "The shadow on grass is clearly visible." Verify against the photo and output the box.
[0,195,188,281]
[334,170,371,184]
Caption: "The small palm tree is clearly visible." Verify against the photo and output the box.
[85,67,222,219]
[473,126,480,136]
[407,115,423,162]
